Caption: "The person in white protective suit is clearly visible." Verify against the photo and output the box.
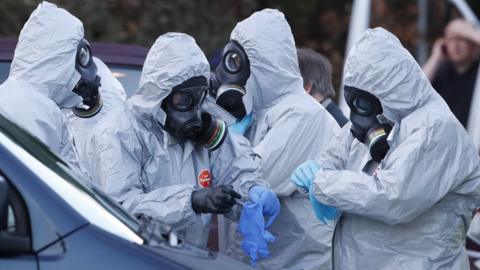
[85,32,279,248]
[0,1,93,169]
[212,9,340,270]
[63,56,126,170]
[293,28,480,270]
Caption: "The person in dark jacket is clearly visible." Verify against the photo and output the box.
[297,47,348,127]
[422,19,480,127]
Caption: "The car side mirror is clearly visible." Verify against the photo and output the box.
[0,176,31,255]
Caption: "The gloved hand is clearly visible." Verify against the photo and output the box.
[229,113,253,135]
[248,185,280,228]
[237,186,279,266]
[290,160,321,192]
[238,201,275,267]
[290,160,341,224]
[191,185,241,214]
[308,188,341,225]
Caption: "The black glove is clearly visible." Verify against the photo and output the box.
[191,185,241,214]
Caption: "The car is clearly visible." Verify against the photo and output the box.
[0,110,252,269]
[0,38,147,97]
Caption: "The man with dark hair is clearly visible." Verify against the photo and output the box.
[297,48,348,127]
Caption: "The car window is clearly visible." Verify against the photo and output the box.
[0,62,11,85]
[3,180,29,237]
[0,174,31,255]
[108,64,142,97]
[0,61,140,98]
[7,206,15,233]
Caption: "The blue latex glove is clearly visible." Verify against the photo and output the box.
[308,188,341,225]
[290,160,321,192]
[238,186,279,266]
[238,201,275,267]
[229,113,253,135]
[290,160,341,224]
[248,185,280,228]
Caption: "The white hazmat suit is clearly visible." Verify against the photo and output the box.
[85,33,265,247]
[0,1,83,168]
[219,9,340,270]
[63,57,126,171]
[312,28,480,270]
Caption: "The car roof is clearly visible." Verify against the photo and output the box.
[0,37,148,67]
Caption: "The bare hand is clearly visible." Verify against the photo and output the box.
[431,38,446,61]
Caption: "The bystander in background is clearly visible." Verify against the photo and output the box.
[423,19,480,127]
[297,48,348,127]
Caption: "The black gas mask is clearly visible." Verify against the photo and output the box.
[210,40,250,120]
[344,86,392,162]
[162,76,228,151]
[72,39,102,118]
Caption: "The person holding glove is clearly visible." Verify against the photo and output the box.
[238,185,280,266]
[298,28,480,270]
[85,33,269,248]
[191,185,241,214]
[210,9,339,270]
[291,161,340,224]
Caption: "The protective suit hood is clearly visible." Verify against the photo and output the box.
[84,34,265,248]
[128,33,210,128]
[221,9,340,269]
[343,28,437,123]
[10,1,84,108]
[231,9,304,111]
[311,27,480,270]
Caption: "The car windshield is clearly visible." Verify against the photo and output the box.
[0,112,141,234]
[108,64,141,97]
[0,61,141,97]
[0,61,11,84]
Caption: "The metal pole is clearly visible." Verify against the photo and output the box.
[339,0,372,115]
[417,0,428,65]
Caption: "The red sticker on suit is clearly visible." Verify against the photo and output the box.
[198,169,211,188]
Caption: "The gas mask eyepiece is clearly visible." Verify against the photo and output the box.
[72,39,102,118]
[162,76,228,150]
[210,40,250,120]
[344,86,392,161]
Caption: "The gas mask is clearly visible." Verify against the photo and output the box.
[210,40,250,120]
[72,39,102,118]
[344,86,392,162]
[161,76,228,151]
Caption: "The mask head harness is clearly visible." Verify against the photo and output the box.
[72,39,102,118]
[161,76,228,151]
[344,86,392,161]
[210,40,250,120]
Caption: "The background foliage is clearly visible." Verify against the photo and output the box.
[1,0,478,98]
